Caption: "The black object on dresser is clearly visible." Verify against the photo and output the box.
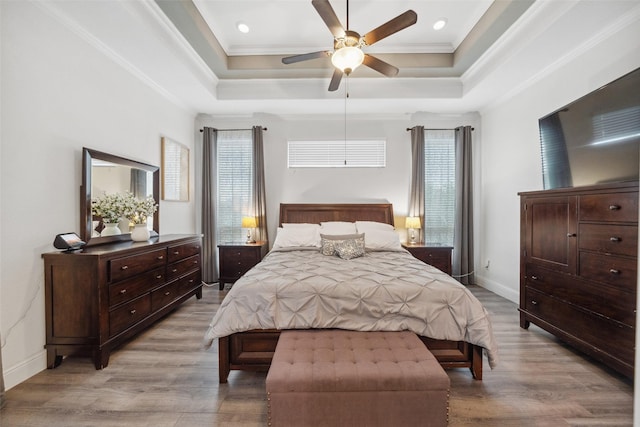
[218,241,268,290]
[519,182,638,378]
[402,244,453,276]
[43,234,202,369]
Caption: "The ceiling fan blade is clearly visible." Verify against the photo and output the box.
[363,54,399,77]
[328,68,343,91]
[282,50,329,64]
[312,0,345,38]
[363,10,417,46]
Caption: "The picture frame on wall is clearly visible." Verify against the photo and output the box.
[161,137,189,201]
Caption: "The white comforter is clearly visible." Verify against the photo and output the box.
[204,248,498,368]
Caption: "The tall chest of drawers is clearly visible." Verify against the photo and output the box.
[519,182,638,377]
[43,234,202,369]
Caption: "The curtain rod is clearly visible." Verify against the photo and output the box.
[406,127,475,131]
[199,127,267,132]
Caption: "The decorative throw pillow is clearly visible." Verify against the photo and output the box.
[334,235,366,260]
[321,233,363,256]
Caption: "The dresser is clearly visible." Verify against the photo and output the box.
[519,182,638,377]
[218,241,268,289]
[402,244,453,275]
[43,234,202,369]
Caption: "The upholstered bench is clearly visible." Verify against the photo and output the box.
[265,330,450,427]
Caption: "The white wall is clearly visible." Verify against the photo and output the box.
[475,19,640,303]
[0,2,196,388]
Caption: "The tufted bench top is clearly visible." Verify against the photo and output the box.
[267,329,450,393]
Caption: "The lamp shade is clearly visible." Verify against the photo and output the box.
[405,217,421,229]
[241,216,257,228]
[331,46,364,75]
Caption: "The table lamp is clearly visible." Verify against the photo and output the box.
[405,216,421,245]
[241,216,257,243]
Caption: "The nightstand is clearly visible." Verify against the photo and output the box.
[402,244,453,275]
[218,241,268,290]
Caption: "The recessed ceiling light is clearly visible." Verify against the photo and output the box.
[237,22,250,34]
[433,18,447,31]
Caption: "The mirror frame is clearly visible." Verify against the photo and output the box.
[81,147,160,246]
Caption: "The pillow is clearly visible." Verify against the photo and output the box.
[334,235,366,260]
[320,233,363,256]
[363,229,403,251]
[355,220,395,233]
[273,226,321,249]
[320,221,357,235]
[282,223,320,229]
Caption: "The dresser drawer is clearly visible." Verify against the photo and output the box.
[167,254,201,281]
[401,245,453,275]
[109,294,152,336]
[579,192,638,223]
[177,270,201,295]
[524,288,635,364]
[526,263,635,326]
[109,248,167,282]
[151,280,182,312]
[578,223,637,256]
[168,241,201,263]
[578,251,637,291]
[109,267,165,307]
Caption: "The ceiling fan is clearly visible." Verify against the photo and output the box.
[282,0,418,92]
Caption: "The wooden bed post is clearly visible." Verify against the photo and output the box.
[219,336,230,383]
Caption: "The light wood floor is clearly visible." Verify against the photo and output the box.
[0,285,633,426]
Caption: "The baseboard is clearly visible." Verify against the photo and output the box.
[4,349,47,390]
[474,274,519,304]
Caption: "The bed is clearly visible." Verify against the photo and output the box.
[205,203,498,382]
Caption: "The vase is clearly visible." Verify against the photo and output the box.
[101,223,121,236]
[130,224,150,242]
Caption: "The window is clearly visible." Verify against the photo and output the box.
[216,130,253,243]
[424,129,455,246]
[288,140,386,167]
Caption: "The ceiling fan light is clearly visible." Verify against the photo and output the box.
[331,46,364,75]
[433,18,447,31]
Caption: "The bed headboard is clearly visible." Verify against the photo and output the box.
[279,203,394,227]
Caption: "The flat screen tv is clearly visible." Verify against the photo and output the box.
[539,67,640,189]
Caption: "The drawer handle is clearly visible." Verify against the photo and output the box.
[173,251,180,255]
[119,289,127,294]
[172,268,178,273]
[164,291,171,296]
[609,236,621,242]
[567,233,576,237]
[531,300,538,305]
[530,275,538,280]
[157,255,164,260]
[610,269,620,275]
[156,275,163,279]
[189,279,194,283]
[193,260,199,264]
[130,309,137,315]
[121,265,129,270]
[609,205,621,210]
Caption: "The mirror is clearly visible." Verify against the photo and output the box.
[81,147,160,246]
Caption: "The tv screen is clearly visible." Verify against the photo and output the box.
[539,67,640,189]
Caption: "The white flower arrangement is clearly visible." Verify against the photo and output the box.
[130,194,158,224]
[92,192,157,225]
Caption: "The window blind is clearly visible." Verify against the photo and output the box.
[288,140,386,167]
[216,130,253,243]
[424,129,455,246]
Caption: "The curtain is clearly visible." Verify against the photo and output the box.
[130,169,147,198]
[201,127,218,283]
[408,126,425,242]
[252,126,269,243]
[453,126,474,285]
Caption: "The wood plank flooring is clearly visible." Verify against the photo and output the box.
[0,285,633,426]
